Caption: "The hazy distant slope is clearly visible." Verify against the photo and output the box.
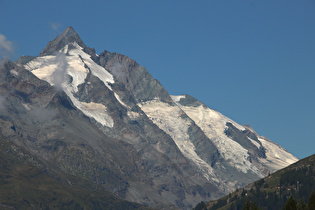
[0,136,146,209]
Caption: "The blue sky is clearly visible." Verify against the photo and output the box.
[0,0,314,159]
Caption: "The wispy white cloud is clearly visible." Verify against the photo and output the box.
[0,33,14,58]
[0,58,9,68]
[30,107,55,122]
[51,52,68,90]
[111,61,128,82]
[50,22,62,32]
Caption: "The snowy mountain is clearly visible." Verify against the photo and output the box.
[0,26,298,209]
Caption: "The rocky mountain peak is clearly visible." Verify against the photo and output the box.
[40,26,86,56]
[2,27,299,209]
[62,26,79,38]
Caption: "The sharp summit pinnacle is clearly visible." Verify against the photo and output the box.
[40,26,86,56]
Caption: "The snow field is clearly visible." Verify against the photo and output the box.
[138,99,219,182]
[24,42,116,128]
[258,137,298,172]
[174,101,263,176]
[171,95,298,176]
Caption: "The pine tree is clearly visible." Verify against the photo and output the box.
[283,196,297,210]
[298,199,307,210]
[244,198,251,210]
[194,201,206,210]
[308,191,315,210]
[251,201,259,210]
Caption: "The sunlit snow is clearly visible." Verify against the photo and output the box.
[10,69,18,76]
[258,137,298,172]
[24,42,115,128]
[171,95,186,103]
[22,103,31,111]
[127,111,141,119]
[66,43,114,90]
[114,92,128,108]
[171,94,298,175]
[248,137,261,148]
[138,99,219,183]
[172,98,263,176]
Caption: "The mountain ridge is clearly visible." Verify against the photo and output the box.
[40,26,86,56]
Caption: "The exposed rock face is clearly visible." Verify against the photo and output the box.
[0,26,298,209]
[98,50,173,103]
[40,26,87,56]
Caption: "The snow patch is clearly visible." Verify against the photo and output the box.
[127,111,140,119]
[10,69,18,76]
[80,101,114,127]
[172,102,263,176]
[138,99,219,182]
[66,42,114,90]
[173,97,298,176]
[22,103,31,111]
[25,54,88,92]
[258,137,298,172]
[62,85,114,128]
[248,137,261,148]
[170,95,185,102]
[114,92,128,108]
[24,42,115,128]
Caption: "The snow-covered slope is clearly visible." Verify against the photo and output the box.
[25,42,121,128]
[258,136,298,171]
[171,95,298,174]
[171,96,262,175]
[133,93,299,199]
[137,94,298,193]
[138,99,219,183]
